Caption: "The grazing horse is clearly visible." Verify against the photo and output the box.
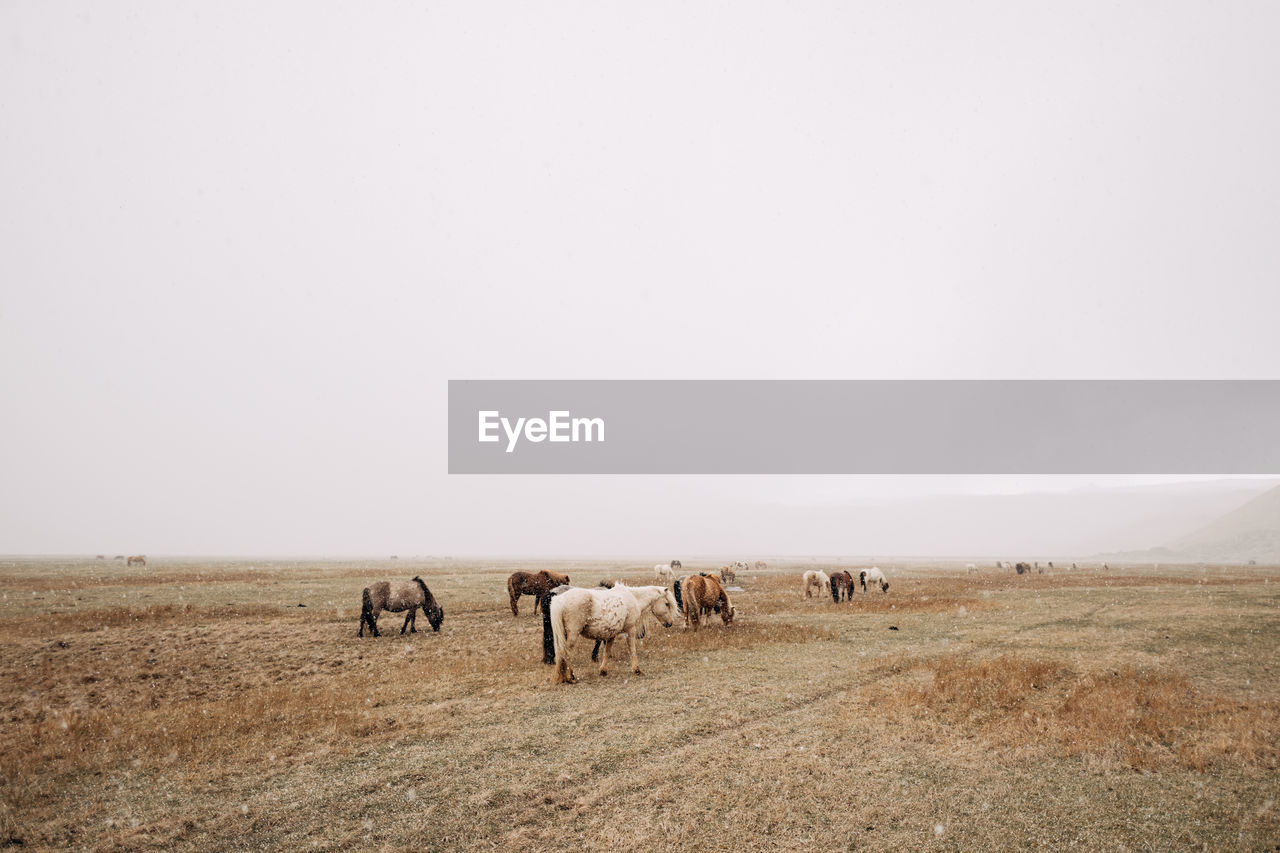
[754,560,767,570]
[681,574,736,631]
[654,564,675,583]
[802,570,830,599]
[670,559,682,571]
[674,574,721,615]
[127,555,146,567]
[859,567,889,593]
[719,565,736,584]
[830,571,855,602]
[358,577,444,637]
[507,570,571,616]
[965,563,977,573]
[1015,562,1031,575]
[549,584,679,684]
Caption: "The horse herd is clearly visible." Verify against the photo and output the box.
[801,567,889,600]
[357,562,896,687]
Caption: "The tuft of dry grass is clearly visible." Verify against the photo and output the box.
[862,654,1280,772]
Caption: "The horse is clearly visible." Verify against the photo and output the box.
[802,570,830,599]
[507,570,571,616]
[126,555,146,567]
[681,574,735,631]
[654,564,675,583]
[549,584,679,683]
[539,578,657,667]
[754,560,767,571]
[670,559,682,570]
[1015,562,1031,575]
[965,563,977,573]
[859,567,889,593]
[358,577,444,637]
[719,565,736,584]
[830,570,855,602]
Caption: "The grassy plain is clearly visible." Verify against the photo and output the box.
[0,557,1276,850]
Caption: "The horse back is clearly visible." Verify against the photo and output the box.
[382,581,423,612]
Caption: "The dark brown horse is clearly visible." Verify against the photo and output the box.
[829,571,854,602]
[358,577,444,637]
[682,574,735,630]
[507,570,571,616]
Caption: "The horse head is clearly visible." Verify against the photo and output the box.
[653,589,679,627]
[425,601,444,631]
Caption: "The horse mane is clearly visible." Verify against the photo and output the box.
[412,576,433,604]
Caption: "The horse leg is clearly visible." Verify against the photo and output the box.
[556,634,578,684]
[533,591,542,615]
[598,638,613,677]
[509,586,520,617]
[627,632,642,676]
[401,608,414,635]
[370,607,381,637]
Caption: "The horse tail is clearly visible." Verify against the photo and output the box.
[507,574,521,616]
[359,587,373,636]
[550,594,570,679]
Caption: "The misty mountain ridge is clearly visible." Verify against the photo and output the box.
[1101,484,1280,564]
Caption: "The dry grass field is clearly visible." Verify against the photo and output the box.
[1,557,1277,851]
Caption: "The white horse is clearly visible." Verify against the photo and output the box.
[550,584,679,684]
[859,566,889,593]
[965,563,977,573]
[654,564,674,583]
[802,570,830,599]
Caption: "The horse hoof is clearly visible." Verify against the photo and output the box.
[633,669,643,676]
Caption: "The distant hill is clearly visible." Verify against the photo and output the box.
[1168,484,1280,562]
[1103,484,1280,564]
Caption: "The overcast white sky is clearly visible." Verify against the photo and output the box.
[2,3,1278,556]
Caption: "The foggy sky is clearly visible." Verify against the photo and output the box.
[3,3,1279,556]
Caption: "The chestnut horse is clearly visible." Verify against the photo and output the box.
[126,555,146,567]
[358,577,444,637]
[549,584,679,684]
[682,573,735,631]
[829,571,855,602]
[507,569,571,616]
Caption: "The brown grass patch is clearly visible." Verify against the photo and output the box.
[654,619,835,651]
[862,654,1280,772]
[0,603,289,635]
